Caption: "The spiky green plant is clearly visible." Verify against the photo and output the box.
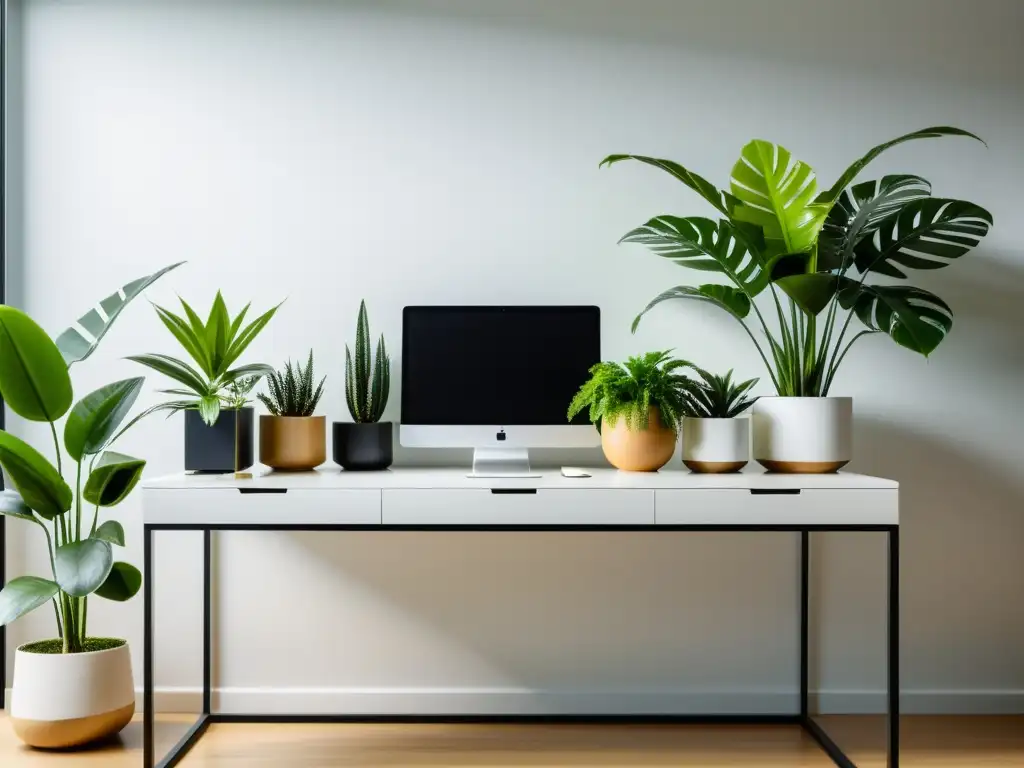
[345,301,390,423]
[567,350,700,433]
[685,368,759,419]
[258,351,326,417]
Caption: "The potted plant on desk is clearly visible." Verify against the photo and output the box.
[567,350,697,472]
[0,265,178,748]
[333,301,393,470]
[258,351,327,471]
[682,369,758,473]
[129,292,280,473]
[604,126,992,471]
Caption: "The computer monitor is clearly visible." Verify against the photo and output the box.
[401,306,601,477]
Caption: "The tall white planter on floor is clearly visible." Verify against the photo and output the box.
[682,417,750,473]
[10,641,135,748]
[752,397,852,473]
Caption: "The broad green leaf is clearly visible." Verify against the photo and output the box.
[0,431,72,519]
[153,304,213,378]
[128,353,209,394]
[840,284,953,356]
[207,291,231,373]
[94,519,126,547]
[83,451,146,507]
[0,490,35,522]
[221,363,274,383]
[177,297,213,368]
[730,140,830,253]
[55,262,184,366]
[198,395,221,426]
[94,562,142,602]
[222,302,281,373]
[632,284,752,334]
[55,539,114,597]
[63,377,145,461]
[0,307,73,422]
[774,273,859,316]
[600,154,742,217]
[853,198,992,278]
[0,576,60,625]
[228,302,251,339]
[818,175,932,271]
[619,216,770,297]
[819,127,985,203]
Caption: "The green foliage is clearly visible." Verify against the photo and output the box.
[0,269,172,652]
[605,126,992,396]
[685,369,759,419]
[129,291,280,425]
[258,350,326,417]
[345,301,390,423]
[567,351,700,433]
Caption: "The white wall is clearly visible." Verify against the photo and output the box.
[5,0,1024,714]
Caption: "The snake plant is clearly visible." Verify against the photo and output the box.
[345,300,390,423]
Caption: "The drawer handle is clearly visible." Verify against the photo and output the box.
[490,488,538,495]
[749,488,801,495]
[238,488,288,494]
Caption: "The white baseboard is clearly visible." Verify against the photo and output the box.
[7,686,1024,715]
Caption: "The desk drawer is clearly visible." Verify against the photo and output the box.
[144,488,382,526]
[382,489,654,525]
[655,488,898,526]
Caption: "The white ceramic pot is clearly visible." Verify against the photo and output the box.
[10,640,135,748]
[752,396,852,473]
[682,417,749,473]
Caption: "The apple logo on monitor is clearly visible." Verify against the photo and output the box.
[496,429,506,441]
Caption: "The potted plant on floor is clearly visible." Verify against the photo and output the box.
[129,292,280,473]
[334,301,393,471]
[0,264,179,748]
[257,351,327,471]
[567,350,697,472]
[603,126,992,472]
[681,369,758,474]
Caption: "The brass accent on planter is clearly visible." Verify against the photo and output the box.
[12,701,135,749]
[759,459,848,474]
[683,459,747,474]
[259,415,326,471]
[600,407,676,472]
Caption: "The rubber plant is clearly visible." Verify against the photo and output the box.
[0,263,181,653]
[603,127,993,396]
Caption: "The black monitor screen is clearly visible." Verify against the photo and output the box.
[402,306,600,426]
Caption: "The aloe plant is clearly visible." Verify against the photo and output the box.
[604,127,992,396]
[685,369,759,419]
[345,301,390,423]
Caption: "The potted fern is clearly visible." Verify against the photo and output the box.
[257,351,327,471]
[681,369,758,474]
[567,351,697,472]
[604,126,992,472]
[0,264,179,748]
[130,292,280,473]
[333,301,393,470]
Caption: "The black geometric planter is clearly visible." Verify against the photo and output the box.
[184,407,254,473]
[332,421,393,471]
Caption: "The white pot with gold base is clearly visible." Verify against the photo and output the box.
[752,396,852,473]
[682,416,750,473]
[10,639,135,748]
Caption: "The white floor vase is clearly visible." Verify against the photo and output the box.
[682,417,750,473]
[10,641,135,748]
[752,397,853,474]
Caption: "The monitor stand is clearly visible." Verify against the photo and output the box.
[468,448,541,478]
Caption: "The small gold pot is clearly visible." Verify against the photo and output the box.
[600,407,676,472]
[259,415,326,471]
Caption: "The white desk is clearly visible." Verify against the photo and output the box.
[141,467,899,768]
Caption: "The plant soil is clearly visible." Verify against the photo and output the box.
[20,637,126,654]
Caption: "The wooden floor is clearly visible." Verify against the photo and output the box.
[1,714,1022,766]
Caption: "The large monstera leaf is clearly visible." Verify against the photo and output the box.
[600,155,742,217]
[619,216,770,297]
[853,198,993,278]
[818,175,932,271]
[632,284,752,333]
[729,140,831,253]
[839,284,953,356]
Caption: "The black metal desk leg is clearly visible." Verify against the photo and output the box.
[144,524,155,768]
[800,530,810,719]
[203,530,212,714]
[888,527,900,768]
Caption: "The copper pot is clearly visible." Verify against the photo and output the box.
[259,415,326,471]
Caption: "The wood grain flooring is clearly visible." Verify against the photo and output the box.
[0,714,1021,766]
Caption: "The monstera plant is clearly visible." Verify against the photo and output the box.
[604,127,992,397]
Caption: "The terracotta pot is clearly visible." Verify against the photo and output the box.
[259,415,326,471]
[683,416,750,473]
[600,407,676,472]
[752,396,852,473]
[10,640,135,748]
